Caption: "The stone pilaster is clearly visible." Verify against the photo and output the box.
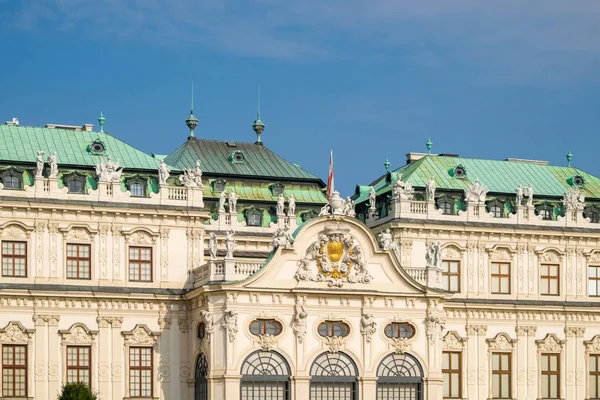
[465,324,487,400]
[565,326,585,400]
[96,316,112,397]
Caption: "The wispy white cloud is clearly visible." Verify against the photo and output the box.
[2,0,599,84]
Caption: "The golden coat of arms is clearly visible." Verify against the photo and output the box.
[296,223,372,287]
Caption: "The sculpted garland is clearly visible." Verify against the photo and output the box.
[295,223,372,288]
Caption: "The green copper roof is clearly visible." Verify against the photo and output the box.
[0,125,164,171]
[165,138,324,182]
[203,179,326,204]
[355,155,600,203]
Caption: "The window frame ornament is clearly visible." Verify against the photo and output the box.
[229,150,247,164]
[376,353,424,400]
[584,204,600,223]
[63,171,88,194]
[0,167,24,190]
[249,319,283,337]
[211,178,226,192]
[0,321,34,398]
[585,335,600,400]
[126,175,148,198]
[89,139,107,155]
[195,353,209,400]
[270,182,285,196]
[487,198,505,218]
[243,206,264,227]
[450,164,467,179]
[536,202,555,221]
[536,333,564,400]
[121,324,159,399]
[487,333,516,400]
[59,323,97,388]
[435,194,456,215]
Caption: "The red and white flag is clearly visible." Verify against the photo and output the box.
[326,150,334,199]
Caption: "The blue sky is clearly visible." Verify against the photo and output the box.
[1,0,599,195]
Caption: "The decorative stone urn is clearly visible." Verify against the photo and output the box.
[330,191,345,215]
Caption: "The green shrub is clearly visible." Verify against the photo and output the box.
[57,382,98,400]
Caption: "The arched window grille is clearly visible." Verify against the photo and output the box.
[240,350,290,400]
[436,198,455,215]
[194,353,208,400]
[488,200,505,218]
[537,204,554,221]
[584,206,600,223]
[310,352,358,400]
[376,353,423,400]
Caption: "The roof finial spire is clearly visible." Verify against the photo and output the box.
[185,81,198,138]
[252,84,265,145]
[566,150,573,167]
[426,138,432,155]
[98,112,105,133]
[384,158,390,171]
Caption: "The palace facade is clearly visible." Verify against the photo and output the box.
[0,112,599,400]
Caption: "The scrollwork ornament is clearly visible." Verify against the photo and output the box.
[488,334,515,351]
[324,336,345,353]
[257,334,277,351]
[536,334,563,353]
[391,337,411,354]
[443,332,465,351]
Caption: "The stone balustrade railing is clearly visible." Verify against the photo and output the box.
[367,198,595,229]
[4,177,203,208]
[404,267,427,285]
[193,259,264,286]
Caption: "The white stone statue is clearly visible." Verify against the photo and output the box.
[229,190,238,213]
[287,195,296,217]
[360,313,377,343]
[516,185,523,206]
[276,193,285,215]
[47,152,58,178]
[392,173,414,200]
[35,151,44,178]
[158,159,170,185]
[464,179,487,204]
[343,196,356,217]
[425,242,442,269]
[318,203,331,216]
[523,184,534,207]
[194,160,202,186]
[218,191,227,213]
[222,310,238,343]
[272,227,294,250]
[292,305,308,342]
[563,186,585,211]
[96,156,123,183]
[199,310,214,334]
[426,176,436,202]
[369,186,377,209]
[208,232,218,260]
[377,229,395,251]
[225,231,235,258]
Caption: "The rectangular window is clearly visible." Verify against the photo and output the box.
[590,354,600,400]
[491,262,511,294]
[129,347,152,398]
[2,345,27,397]
[66,244,91,280]
[589,266,600,297]
[540,264,559,295]
[442,351,461,398]
[492,352,511,399]
[129,183,145,197]
[541,353,560,399]
[2,241,27,277]
[66,346,91,387]
[129,247,152,282]
[442,260,460,292]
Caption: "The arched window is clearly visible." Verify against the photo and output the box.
[249,319,283,336]
[384,322,415,339]
[1,170,22,190]
[317,321,350,337]
[194,353,208,400]
[537,204,553,221]
[310,352,358,400]
[488,200,505,218]
[241,350,290,400]
[377,353,423,400]
[436,197,455,215]
[584,206,600,223]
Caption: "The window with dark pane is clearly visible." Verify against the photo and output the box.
[384,322,415,339]
[491,262,511,294]
[491,352,511,399]
[66,243,91,279]
[590,266,600,297]
[246,210,262,227]
[129,347,153,398]
[2,241,26,277]
[197,322,206,339]
[129,182,146,197]
[441,260,460,292]
[442,351,461,398]
[67,177,86,194]
[540,264,559,295]
[589,354,600,400]
[317,321,350,338]
[541,353,560,399]
[2,344,27,397]
[249,319,283,336]
[66,346,91,387]
[1,171,21,190]
[129,246,152,282]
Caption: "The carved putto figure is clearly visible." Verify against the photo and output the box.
[47,152,58,178]
[377,229,396,251]
[272,227,294,250]
[425,242,442,269]
[369,186,377,209]
[292,305,308,342]
[464,179,488,204]
[360,313,377,343]
[276,193,285,215]
[523,184,534,207]
[392,174,414,200]
[426,176,436,201]
[158,159,170,185]
[222,310,238,343]
[208,232,218,260]
[515,184,524,206]
[35,151,45,178]
[178,161,203,188]
[194,160,202,183]
[96,156,123,183]
[343,196,356,217]
[563,186,585,211]
[225,231,235,258]
[318,203,331,216]
[287,195,296,217]
[218,191,227,213]
[229,190,238,213]
[199,310,214,334]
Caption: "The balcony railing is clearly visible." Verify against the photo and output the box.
[193,259,264,286]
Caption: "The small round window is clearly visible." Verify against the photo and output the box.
[318,321,350,338]
[230,150,246,163]
[573,175,584,187]
[90,140,106,154]
[197,322,206,339]
[453,166,466,178]
[384,322,415,339]
[249,319,282,336]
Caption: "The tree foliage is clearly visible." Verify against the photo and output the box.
[57,382,98,400]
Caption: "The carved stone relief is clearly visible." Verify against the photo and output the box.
[221,310,238,343]
[1,224,30,239]
[441,245,461,260]
[443,331,465,351]
[536,334,563,353]
[59,324,97,345]
[538,250,561,263]
[585,335,600,353]
[323,336,345,353]
[359,313,377,343]
[292,305,307,343]
[0,322,34,343]
[122,324,159,345]
[490,247,512,261]
[487,333,515,351]
[127,230,155,245]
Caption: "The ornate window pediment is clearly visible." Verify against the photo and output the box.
[585,335,600,353]
[0,321,34,343]
[536,333,563,353]
[269,183,285,196]
[487,333,516,351]
[0,222,32,239]
[487,246,514,262]
[536,249,563,263]
[0,167,24,190]
[443,331,466,351]
[63,171,88,194]
[228,150,246,164]
[126,175,148,197]
[122,324,159,346]
[243,206,264,227]
[436,194,456,215]
[59,323,97,345]
[441,244,463,260]
[211,179,226,192]
[123,228,158,245]
[450,164,467,179]
[60,225,97,242]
